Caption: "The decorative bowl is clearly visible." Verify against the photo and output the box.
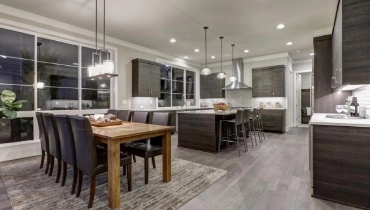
[213,104,229,111]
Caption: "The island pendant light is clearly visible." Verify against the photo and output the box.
[101,0,116,77]
[200,26,211,76]
[217,37,226,79]
[229,44,237,82]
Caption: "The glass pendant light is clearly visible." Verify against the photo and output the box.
[217,36,226,79]
[102,0,115,75]
[201,26,211,75]
[229,44,237,82]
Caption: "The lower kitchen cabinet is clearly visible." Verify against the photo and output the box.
[260,109,286,133]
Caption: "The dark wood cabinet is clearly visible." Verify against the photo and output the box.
[200,73,225,99]
[260,109,285,133]
[332,0,370,89]
[132,59,161,97]
[252,65,285,97]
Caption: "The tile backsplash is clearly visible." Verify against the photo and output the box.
[352,85,370,108]
[251,97,286,108]
[226,89,252,107]
[131,97,157,109]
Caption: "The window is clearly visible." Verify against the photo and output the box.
[158,65,196,107]
[0,26,115,144]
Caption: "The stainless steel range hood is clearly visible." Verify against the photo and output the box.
[222,58,251,90]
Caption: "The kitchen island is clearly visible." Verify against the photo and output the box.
[177,110,237,153]
[309,113,370,209]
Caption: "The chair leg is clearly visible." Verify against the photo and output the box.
[127,164,132,192]
[133,155,136,163]
[76,170,83,198]
[45,153,50,174]
[40,150,45,169]
[56,158,62,183]
[235,125,240,157]
[151,157,156,168]
[242,125,248,152]
[71,166,77,195]
[61,161,67,186]
[48,155,55,176]
[218,121,222,152]
[122,165,127,176]
[88,176,96,208]
[248,123,254,148]
[144,157,149,184]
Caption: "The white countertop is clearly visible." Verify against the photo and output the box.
[309,113,370,127]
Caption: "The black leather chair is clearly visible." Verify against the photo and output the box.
[117,110,132,121]
[55,115,78,194]
[107,109,118,115]
[126,112,171,184]
[43,113,62,183]
[69,116,132,208]
[36,112,50,174]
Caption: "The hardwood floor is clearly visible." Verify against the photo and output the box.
[0,127,360,210]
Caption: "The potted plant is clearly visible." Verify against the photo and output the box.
[0,90,27,141]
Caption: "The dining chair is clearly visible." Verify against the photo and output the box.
[69,116,132,208]
[126,112,171,184]
[55,115,78,194]
[107,109,118,115]
[43,113,62,183]
[36,112,50,174]
[117,110,132,121]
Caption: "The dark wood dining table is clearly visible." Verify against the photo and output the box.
[92,122,174,209]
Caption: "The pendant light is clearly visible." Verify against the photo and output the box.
[217,37,226,79]
[87,0,99,78]
[102,0,115,75]
[229,44,237,82]
[200,26,211,75]
[36,42,44,89]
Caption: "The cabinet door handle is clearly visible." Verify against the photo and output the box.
[272,92,275,96]
[148,89,151,95]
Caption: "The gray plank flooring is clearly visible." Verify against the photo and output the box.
[0,127,360,210]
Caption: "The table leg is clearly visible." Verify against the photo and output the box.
[162,130,171,182]
[108,140,120,209]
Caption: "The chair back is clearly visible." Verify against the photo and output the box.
[69,116,97,175]
[132,111,149,124]
[243,109,252,124]
[117,110,132,121]
[150,112,172,146]
[36,112,49,152]
[235,109,244,126]
[252,108,259,121]
[55,115,76,167]
[43,113,61,159]
[107,109,118,115]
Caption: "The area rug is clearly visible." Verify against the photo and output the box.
[0,156,226,210]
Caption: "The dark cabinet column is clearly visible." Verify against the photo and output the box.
[200,73,225,99]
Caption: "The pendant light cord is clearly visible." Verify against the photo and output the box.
[220,37,223,72]
[95,0,98,52]
[231,44,235,61]
[103,0,106,50]
[204,26,208,68]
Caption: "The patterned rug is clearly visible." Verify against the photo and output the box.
[0,156,226,210]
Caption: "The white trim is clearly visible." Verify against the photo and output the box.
[208,52,290,68]
[293,59,313,64]
[293,69,312,127]
[0,4,200,67]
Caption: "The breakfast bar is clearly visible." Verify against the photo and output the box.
[177,110,237,153]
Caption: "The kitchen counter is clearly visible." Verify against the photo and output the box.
[309,113,370,127]
[131,107,212,111]
[178,109,237,115]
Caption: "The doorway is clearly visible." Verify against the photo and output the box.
[293,71,312,127]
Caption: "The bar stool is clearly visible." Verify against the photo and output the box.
[257,109,265,142]
[218,109,247,156]
[252,108,262,143]
[243,109,256,148]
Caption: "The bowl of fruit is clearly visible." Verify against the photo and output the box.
[213,102,229,111]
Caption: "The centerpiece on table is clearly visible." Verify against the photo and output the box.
[87,114,123,127]
[213,102,229,111]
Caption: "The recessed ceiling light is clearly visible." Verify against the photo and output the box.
[170,38,176,43]
[194,49,200,52]
[277,24,285,29]
[244,50,249,53]
[0,55,7,58]
[211,56,215,59]
[286,42,293,46]
[184,56,188,59]
[296,50,301,53]
[310,53,315,56]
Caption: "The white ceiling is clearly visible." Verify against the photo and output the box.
[0,0,338,64]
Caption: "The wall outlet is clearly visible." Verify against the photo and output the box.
[122,100,128,105]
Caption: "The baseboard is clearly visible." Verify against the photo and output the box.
[0,140,41,162]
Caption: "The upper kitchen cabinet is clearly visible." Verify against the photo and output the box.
[200,73,225,99]
[252,65,285,97]
[332,0,370,90]
[132,58,161,97]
